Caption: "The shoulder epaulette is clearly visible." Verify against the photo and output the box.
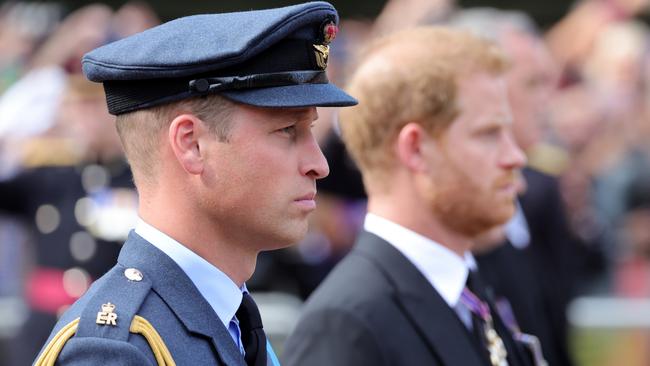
[34,265,176,365]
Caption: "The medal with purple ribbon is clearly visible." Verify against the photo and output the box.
[496,298,548,366]
[461,288,509,366]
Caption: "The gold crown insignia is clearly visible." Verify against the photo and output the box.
[101,303,116,313]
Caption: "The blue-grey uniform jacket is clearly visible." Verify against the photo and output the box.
[34,231,270,366]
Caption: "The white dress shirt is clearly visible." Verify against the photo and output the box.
[504,200,531,249]
[364,213,474,307]
[135,219,245,351]
[364,213,476,328]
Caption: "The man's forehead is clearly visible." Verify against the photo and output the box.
[505,33,555,72]
[455,73,512,123]
[235,104,319,121]
[458,73,509,101]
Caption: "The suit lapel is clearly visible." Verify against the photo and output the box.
[354,231,485,366]
[118,232,246,366]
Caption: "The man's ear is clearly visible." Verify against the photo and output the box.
[168,114,206,175]
[395,122,433,173]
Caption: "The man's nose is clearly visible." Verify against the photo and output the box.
[301,136,330,179]
[500,131,527,170]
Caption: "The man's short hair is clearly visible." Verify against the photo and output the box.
[339,27,508,189]
[115,94,234,188]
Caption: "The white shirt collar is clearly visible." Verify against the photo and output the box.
[504,200,530,249]
[135,218,244,330]
[364,213,470,307]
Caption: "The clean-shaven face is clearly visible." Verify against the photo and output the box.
[198,105,329,250]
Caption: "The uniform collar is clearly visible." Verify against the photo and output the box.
[135,218,244,330]
[364,213,470,307]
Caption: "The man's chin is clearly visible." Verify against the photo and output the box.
[264,225,309,251]
[492,204,517,226]
[455,206,515,237]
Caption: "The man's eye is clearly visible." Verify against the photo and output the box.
[279,126,297,135]
[483,128,500,136]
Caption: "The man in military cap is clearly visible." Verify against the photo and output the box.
[284,27,531,366]
[34,2,356,365]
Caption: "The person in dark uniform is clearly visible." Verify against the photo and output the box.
[34,2,356,365]
[0,75,136,365]
[284,27,532,366]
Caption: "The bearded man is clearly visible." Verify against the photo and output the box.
[284,27,532,366]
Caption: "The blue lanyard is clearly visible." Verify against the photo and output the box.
[266,340,281,366]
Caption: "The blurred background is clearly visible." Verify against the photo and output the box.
[2,0,650,365]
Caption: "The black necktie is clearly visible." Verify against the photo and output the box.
[236,293,268,366]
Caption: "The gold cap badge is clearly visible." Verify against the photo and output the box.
[313,20,338,70]
[313,44,330,69]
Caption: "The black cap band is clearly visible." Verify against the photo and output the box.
[104,70,329,115]
[189,70,328,94]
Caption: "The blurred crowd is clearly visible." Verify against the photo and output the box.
[2,0,650,365]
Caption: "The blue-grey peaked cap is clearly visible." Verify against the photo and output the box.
[82,1,358,115]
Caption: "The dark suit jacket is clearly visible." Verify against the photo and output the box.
[35,232,251,366]
[283,231,531,366]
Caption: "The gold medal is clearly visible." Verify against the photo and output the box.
[484,317,508,366]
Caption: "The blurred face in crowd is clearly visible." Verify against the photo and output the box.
[420,73,526,236]
[197,105,330,250]
[503,31,557,152]
[624,209,650,258]
[550,85,603,151]
[58,76,122,160]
